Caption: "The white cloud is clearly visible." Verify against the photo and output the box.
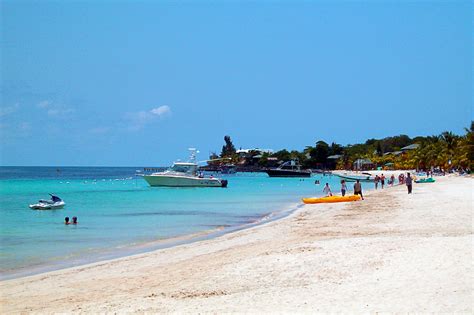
[47,108,74,117]
[0,103,20,117]
[36,100,74,118]
[126,106,172,131]
[150,105,171,117]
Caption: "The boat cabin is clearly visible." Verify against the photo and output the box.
[169,162,198,176]
[279,160,302,170]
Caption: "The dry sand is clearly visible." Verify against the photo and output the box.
[1,175,472,313]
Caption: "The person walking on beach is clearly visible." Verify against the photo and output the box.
[340,180,347,196]
[354,179,364,200]
[323,183,332,196]
[398,173,404,185]
[380,174,385,189]
[374,175,380,189]
[406,172,413,194]
[390,174,395,186]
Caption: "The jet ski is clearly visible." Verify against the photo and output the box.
[29,194,65,210]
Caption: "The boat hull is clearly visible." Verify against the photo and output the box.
[334,174,373,182]
[302,195,361,204]
[265,169,311,177]
[415,178,435,183]
[143,175,227,187]
[29,201,65,210]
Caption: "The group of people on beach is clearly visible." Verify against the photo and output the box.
[373,173,397,189]
[374,174,385,189]
[321,172,414,199]
[322,179,364,200]
[374,172,413,194]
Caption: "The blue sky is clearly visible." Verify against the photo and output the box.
[1,1,472,166]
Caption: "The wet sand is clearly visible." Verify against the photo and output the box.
[1,175,472,313]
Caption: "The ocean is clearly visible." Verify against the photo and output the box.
[0,166,347,279]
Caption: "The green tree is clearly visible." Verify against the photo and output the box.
[220,135,236,158]
[272,149,291,162]
[329,142,343,155]
[376,142,383,156]
[312,141,329,166]
[466,121,474,167]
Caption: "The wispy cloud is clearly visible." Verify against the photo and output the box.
[19,122,31,132]
[36,100,75,118]
[0,103,20,117]
[0,121,32,141]
[37,100,51,109]
[89,127,111,135]
[126,105,172,131]
[150,105,171,116]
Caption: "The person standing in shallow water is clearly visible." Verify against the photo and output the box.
[380,174,385,189]
[390,174,395,186]
[353,179,364,200]
[323,183,332,196]
[406,173,413,194]
[340,180,347,196]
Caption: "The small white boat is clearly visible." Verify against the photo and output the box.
[334,173,373,182]
[143,149,228,188]
[29,194,66,210]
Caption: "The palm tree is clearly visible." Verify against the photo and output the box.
[441,131,458,151]
[439,131,460,169]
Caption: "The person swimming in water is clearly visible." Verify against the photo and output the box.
[72,216,78,224]
[64,217,70,225]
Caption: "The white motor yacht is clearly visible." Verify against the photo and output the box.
[143,149,228,188]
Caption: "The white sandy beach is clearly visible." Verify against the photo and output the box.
[1,174,472,313]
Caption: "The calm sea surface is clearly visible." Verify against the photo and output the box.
[0,166,347,279]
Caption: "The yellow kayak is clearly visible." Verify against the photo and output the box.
[302,195,361,204]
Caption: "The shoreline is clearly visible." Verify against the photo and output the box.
[2,170,371,281]
[1,170,383,281]
[0,200,302,281]
[1,175,472,312]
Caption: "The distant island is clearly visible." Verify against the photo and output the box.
[206,122,473,173]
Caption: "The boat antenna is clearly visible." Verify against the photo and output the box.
[188,148,199,163]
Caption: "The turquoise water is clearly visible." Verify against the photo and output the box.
[0,167,348,279]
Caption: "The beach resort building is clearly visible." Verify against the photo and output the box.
[353,158,374,171]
